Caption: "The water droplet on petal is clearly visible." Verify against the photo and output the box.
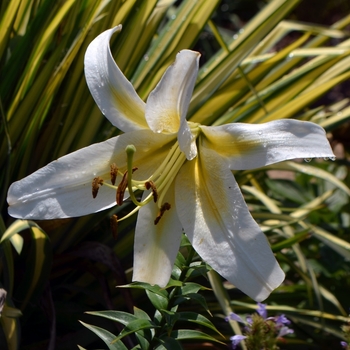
[330,156,336,161]
[258,131,262,135]
[304,158,312,163]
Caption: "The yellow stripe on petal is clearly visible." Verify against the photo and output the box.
[145,50,200,134]
[176,148,285,302]
[200,120,334,170]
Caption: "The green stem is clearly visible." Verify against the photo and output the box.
[207,270,248,350]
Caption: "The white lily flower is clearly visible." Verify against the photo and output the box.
[7,26,335,301]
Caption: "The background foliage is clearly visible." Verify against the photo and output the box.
[1,0,350,349]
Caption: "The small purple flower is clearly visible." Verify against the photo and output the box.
[230,335,247,349]
[341,341,348,349]
[277,326,294,338]
[246,315,253,325]
[275,314,291,326]
[226,312,245,324]
[226,304,294,349]
[257,302,267,319]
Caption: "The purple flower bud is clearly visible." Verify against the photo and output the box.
[257,302,267,319]
[230,335,247,349]
[277,326,294,338]
[341,341,348,349]
[246,315,253,325]
[275,314,291,326]
[226,312,245,324]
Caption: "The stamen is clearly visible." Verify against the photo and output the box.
[110,163,118,185]
[154,202,171,225]
[145,181,158,203]
[156,149,186,206]
[110,214,118,239]
[116,167,138,205]
[92,177,104,198]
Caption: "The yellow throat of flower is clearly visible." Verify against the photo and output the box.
[91,122,201,228]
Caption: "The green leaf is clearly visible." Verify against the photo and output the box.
[265,178,313,204]
[191,0,300,120]
[133,307,152,348]
[160,310,180,328]
[185,262,211,279]
[146,289,169,310]
[115,319,158,342]
[4,221,53,312]
[271,229,310,252]
[79,321,127,350]
[178,282,209,295]
[266,161,350,197]
[86,310,139,325]
[170,329,225,344]
[311,225,350,261]
[133,307,151,321]
[155,336,183,350]
[178,312,224,337]
[173,293,210,314]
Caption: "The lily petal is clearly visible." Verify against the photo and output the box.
[201,120,334,170]
[8,131,174,219]
[133,182,182,287]
[146,50,200,159]
[178,118,198,160]
[84,26,148,132]
[176,148,285,301]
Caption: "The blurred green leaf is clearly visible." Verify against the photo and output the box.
[170,329,225,344]
[80,321,127,350]
[177,312,224,337]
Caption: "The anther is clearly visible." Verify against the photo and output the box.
[116,167,138,205]
[110,163,118,185]
[110,214,118,240]
[145,181,158,203]
[154,202,171,225]
[92,177,104,198]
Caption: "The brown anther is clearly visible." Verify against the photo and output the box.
[110,214,118,240]
[92,177,104,198]
[154,202,171,225]
[145,181,158,203]
[116,167,138,205]
[110,163,118,185]
[116,172,128,205]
